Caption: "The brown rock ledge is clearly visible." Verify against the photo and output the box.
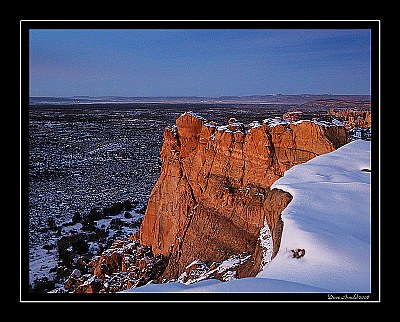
[139,111,348,280]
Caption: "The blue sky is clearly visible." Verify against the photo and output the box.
[29,29,371,97]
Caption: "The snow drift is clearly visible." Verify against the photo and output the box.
[258,139,371,292]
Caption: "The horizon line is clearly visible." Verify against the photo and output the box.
[29,93,372,98]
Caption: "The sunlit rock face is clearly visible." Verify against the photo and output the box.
[139,112,348,279]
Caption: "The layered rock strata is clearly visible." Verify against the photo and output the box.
[139,112,347,280]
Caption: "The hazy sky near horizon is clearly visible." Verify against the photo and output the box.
[29,28,371,97]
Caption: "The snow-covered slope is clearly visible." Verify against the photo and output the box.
[123,139,371,293]
[258,139,371,292]
[122,277,330,293]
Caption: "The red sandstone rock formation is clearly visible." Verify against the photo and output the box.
[65,238,167,293]
[282,111,302,122]
[139,112,348,280]
[327,108,371,129]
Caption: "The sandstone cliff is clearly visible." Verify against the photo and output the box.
[139,112,348,280]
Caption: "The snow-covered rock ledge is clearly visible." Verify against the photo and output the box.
[124,139,371,293]
[258,139,371,292]
[180,110,345,135]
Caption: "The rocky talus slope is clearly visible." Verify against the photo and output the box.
[139,112,348,280]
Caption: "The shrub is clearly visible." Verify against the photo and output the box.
[57,233,89,265]
[30,277,56,293]
[110,218,123,230]
[72,212,81,224]
[121,200,133,211]
[47,217,57,231]
[87,208,103,221]
[124,211,133,218]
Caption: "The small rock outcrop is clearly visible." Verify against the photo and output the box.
[62,237,168,293]
[139,112,348,280]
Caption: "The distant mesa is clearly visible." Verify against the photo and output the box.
[29,94,371,106]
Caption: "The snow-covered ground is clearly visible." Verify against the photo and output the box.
[258,139,371,292]
[121,277,329,293]
[123,139,371,293]
[29,210,143,285]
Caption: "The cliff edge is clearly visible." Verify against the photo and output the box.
[139,112,348,280]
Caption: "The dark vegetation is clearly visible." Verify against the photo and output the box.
[30,199,145,292]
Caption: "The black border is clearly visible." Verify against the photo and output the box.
[23,19,377,30]
[20,19,381,303]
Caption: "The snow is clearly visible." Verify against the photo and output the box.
[122,139,371,293]
[259,219,274,268]
[181,111,208,121]
[247,120,263,129]
[262,118,344,129]
[259,139,371,292]
[29,209,143,285]
[263,117,290,127]
[29,246,58,284]
[121,277,329,293]
[185,259,204,269]
[332,118,344,126]
[292,119,332,127]
[216,125,230,132]
[177,254,252,285]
